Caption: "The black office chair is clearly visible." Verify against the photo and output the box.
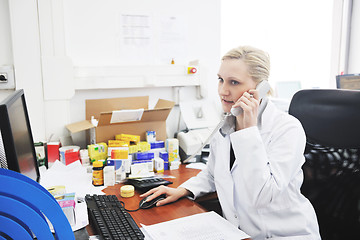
[288,89,360,240]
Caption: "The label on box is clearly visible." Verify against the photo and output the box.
[154,157,164,173]
[110,109,144,123]
[146,131,156,143]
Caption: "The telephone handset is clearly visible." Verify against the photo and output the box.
[230,80,271,116]
[183,80,271,164]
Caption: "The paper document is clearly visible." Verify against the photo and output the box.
[39,160,105,231]
[140,211,250,240]
[110,109,144,123]
[40,160,105,198]
[186,162,207,170]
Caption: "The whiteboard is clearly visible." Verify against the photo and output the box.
[39,0,220,95]
[62,0,216,66]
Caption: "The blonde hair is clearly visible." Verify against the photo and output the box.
[222,45,270,84]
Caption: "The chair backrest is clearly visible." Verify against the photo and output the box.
[0,168,75,240]
[288,89,360,239]
[289,89,360,148]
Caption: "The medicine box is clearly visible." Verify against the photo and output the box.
[166,138,180,162]
[66,96,175,144]
[54,192,76,226]
[47,142,60,167]
[34,142,46,167]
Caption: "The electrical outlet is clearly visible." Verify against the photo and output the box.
[0,66,15,89]
[0,73,8,83]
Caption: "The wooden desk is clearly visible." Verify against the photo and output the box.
[106,164,207,225]
[87,164,207,235]
[87,164,250,240]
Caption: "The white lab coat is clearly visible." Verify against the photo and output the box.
[180,98,321,240]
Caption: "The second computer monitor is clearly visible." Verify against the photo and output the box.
[0,89,40,182]
[336,74,360,90]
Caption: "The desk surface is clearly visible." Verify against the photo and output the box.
[106,164,207,226]
[86,164,250,240]
[86,164,207,235]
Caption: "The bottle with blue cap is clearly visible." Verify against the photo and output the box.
[104,160,116,187]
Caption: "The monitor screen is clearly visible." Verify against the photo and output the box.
[0,89,40,182]
[336,74,360,90]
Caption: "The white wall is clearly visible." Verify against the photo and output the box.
[348,0,360,73]
[2,0,221,148]
[6,0,46,141]
[3,0,357,149]
[0,0,14,100]
[1,0,47,143]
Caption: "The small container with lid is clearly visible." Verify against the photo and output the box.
[120,185,135,198]
[80,149,90,166]
[92,161,104,186]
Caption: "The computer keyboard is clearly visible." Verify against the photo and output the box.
[85,194,145,240]
[126,177,173,191]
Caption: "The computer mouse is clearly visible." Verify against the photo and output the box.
[139,194,167,209]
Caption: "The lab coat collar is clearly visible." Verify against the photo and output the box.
[219,97,270,137]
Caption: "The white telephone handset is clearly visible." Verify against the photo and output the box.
[230,80,271,116]
[183,80,271,164]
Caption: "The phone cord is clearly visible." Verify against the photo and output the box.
[183,112,232,163]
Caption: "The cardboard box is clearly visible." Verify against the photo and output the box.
[66,96,174,144]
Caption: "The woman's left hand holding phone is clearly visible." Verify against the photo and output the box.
[233,88,260,130]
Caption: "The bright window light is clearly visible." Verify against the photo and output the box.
[221,0,334,93]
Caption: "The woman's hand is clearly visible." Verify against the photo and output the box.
[139,186,190,207]
[233,89,260,130]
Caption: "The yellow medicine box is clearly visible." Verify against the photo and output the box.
[128,145,139,154]
[137,141,151,152]
[116,134,140,144]
[108,140,128,147]
[111,149,129,159]
[88,143,108,162]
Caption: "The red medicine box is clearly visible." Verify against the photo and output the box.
[47,142,60,167]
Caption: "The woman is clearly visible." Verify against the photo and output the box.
[141,46,321,239]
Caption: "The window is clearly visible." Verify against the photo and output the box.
[221,0,334,93]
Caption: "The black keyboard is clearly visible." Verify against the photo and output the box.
[85,194,144,240]
[126,177,173,191]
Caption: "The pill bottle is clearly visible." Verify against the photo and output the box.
[92,161,104,186]
[104,161,116,187]
[80,149,90,166]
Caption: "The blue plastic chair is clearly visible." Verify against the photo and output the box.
[0,168,75,239]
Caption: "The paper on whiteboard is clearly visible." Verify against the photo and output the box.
[140,211,250,240]
[110,109,144,124]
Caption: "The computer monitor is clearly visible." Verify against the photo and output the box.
[336,74,360,90]
[0,89,40,182]
[275,81,301,99]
